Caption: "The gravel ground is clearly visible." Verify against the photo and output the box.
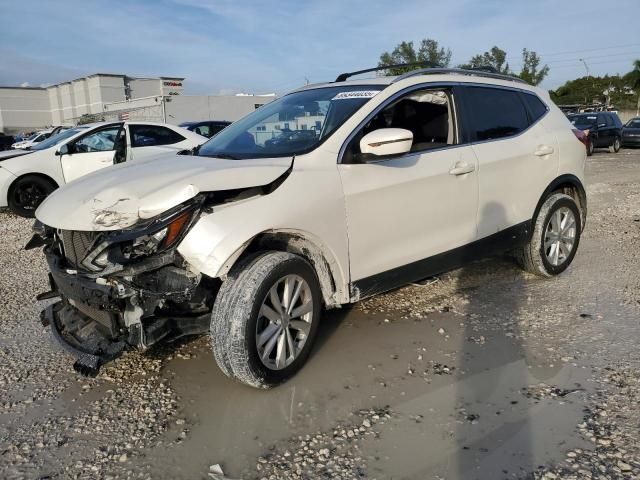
[0,149,639,479]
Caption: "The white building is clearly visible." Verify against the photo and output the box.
[0,73,275,133]
[0,73,184,133]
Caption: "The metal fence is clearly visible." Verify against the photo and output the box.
[70,104,165,125]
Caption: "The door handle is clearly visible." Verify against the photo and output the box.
[534,145,554,157]
[449,163,475,176]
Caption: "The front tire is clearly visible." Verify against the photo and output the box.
[8,175,57,218]
[517,193,582,277]
[609,136,621,153]
[210,251,322,389]
[587,140,594,156]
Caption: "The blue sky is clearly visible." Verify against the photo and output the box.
[1,0,639,94]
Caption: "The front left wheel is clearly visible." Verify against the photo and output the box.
[8,175,57,218]
[210,251,322,389]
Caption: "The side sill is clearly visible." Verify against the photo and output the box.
[350,220,531,301]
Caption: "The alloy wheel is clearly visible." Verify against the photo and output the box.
[14,183,47,211]
[256,274,314,370]
[544,207,577,266]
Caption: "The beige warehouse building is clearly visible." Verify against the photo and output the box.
[0,73,184,133]
[0,73,274,133]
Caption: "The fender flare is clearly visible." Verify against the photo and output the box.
[217,229,349,307]
[533,174,587,230]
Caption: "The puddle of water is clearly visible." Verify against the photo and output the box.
[136,304,591,479]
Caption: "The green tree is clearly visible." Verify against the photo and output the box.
[379,39,452,74]
[518,48,550,85]
[459,46,510,74]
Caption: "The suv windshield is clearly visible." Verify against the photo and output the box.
[197,85,384,159]
[31,127,87,151]
[569,114,598,128]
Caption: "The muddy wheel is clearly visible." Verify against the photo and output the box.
[609,136,621,153]
[8,175,56,217]
[516,193,581,277]
[210,251,322,389]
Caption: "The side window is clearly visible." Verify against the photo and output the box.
[74,126,121,153]
[193,125,211,137]
[604,115,614,127]
[129,125,186,147]
[344,88,455,163]
[522,93,548,123]
[464,87,529,141]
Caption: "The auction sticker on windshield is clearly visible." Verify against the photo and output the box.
[332,91,380,100]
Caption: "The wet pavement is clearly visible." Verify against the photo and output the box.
[1,148,639,479]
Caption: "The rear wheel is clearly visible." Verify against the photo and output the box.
[587,140,594,156]
[609,136,621,153]
[210,251,322,388]
[517,193,581,277]
[8,175,57,217]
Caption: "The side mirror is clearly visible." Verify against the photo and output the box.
[56,144,69,156]
[359,128,413,158]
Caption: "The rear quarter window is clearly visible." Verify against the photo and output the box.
[522,93,548,123]
[463,87,529,142]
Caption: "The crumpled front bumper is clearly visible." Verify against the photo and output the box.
[41,302,126,376]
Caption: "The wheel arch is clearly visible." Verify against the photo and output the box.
[534,174,587,230]
[218,229,349,307]
[9,172,59,194]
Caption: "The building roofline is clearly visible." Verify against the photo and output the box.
[0,86,46,90]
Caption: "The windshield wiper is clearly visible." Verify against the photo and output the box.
[208,153,240,160]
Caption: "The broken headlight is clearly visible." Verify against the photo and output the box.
[82,207,196,271]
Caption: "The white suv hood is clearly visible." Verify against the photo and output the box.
[36,154,292,231]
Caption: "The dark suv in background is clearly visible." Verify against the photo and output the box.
[568,111,623,155]
[622,117,640,148]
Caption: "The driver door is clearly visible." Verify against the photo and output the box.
[338,87,478,291]
[61,125,123,183]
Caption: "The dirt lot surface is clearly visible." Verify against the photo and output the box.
[1,149,639,480]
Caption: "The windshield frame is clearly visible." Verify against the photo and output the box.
[196,84,387,160]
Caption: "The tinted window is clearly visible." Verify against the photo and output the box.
[74,126,121,153]
[522,93,547,123]
[130,125,185,147]
[464,87,529,141]
[193,125,211,137]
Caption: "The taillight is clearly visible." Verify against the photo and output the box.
[572,128,589,147]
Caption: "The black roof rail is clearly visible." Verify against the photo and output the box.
[392,67,529,85]
[335,62,441,82]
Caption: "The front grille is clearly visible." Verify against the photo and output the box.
[59,230,99,268]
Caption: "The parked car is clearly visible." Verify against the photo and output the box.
[11,130,53,150]
[179,120,231,138]
[32,67,586,386]
[0,121,206,216]
[0,133,14,151]
[568,111,623,155]
[621,117,640,148]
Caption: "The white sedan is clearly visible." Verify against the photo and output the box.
[0,121,206,216]
[11,130,53,149]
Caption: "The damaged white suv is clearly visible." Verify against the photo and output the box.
[31,67,587,388]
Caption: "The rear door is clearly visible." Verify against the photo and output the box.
[127,124,188,161]
[60,124,123,183]
[459,86,559,238]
